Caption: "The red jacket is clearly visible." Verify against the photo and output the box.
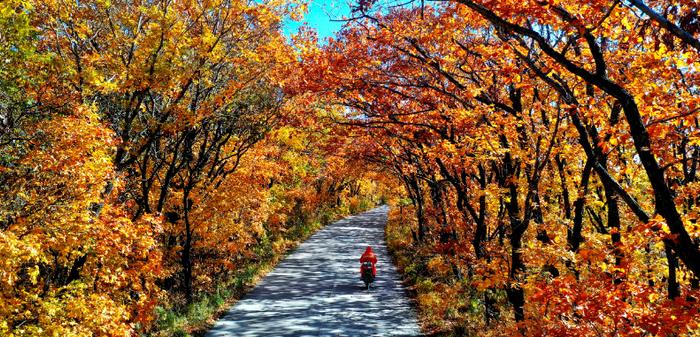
[360,247,377,277]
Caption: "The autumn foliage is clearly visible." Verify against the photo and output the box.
[295,0,700,335]
[2,0,700,335]
[0,0,382,335]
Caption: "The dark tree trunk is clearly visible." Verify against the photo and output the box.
[665,243,680,299]
[182,190,194,304]
[568,158,592,252]
[508,205,528,321]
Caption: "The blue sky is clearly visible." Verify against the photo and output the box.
[283,0,353,42]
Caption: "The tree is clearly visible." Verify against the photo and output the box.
[298,2,700,334]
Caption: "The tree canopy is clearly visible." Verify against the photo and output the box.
[1,0,699,335]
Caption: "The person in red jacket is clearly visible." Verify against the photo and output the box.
[360,246,378,278]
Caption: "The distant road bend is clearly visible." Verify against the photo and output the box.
[206,206,421,337]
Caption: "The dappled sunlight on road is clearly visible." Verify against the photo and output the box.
[206,206,421,336]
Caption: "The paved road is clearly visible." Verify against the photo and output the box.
[206,206,421,337]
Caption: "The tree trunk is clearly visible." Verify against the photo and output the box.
[182,191,194,304]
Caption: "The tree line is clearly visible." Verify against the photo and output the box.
[0,1,384,335]
[297,0,700,335]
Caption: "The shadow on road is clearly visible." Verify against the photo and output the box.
[206,206,421,337]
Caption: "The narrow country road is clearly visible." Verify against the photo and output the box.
[206,206,421,337]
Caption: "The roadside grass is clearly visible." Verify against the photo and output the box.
[150,202,376,337]
[152,257,277,337]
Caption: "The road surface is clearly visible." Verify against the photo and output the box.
[206,206,421,337]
